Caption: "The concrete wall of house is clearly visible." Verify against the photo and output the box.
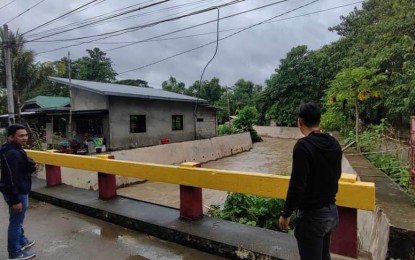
[107,97,216,149]
[196,106,217,139]
[71,88,108,111]
[36,132,252,190]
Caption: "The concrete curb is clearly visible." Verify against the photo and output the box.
[30,178,300,260]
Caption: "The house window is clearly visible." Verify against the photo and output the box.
[197,118,204,122]
[130,115,146,133]
[172,115,183,131]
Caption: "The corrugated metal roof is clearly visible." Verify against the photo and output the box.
[48,77,208,103]
[25,96,70,108]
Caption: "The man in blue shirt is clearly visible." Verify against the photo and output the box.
[1,124,36,260]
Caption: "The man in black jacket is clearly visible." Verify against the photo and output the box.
[1,124,36,260]
[279,103,342,260]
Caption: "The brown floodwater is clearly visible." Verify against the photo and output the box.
[118,137,297,210]
[202,137,296,175]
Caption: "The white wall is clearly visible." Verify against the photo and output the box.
[36,132,252,190]
[71,88,108,111]
[254,126,303,139]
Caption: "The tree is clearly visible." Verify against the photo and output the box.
[264,46,334,126]
[75,48,117,82]
[328,0,415,126]
[186,77,224,103]
[162,76,185,94]
[0,28,48,117]
[233,106,262,142]
[326,67,384,151]
[114,79,150,88]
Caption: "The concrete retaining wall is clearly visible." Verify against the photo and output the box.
[36,132,253,190]
[344,148,415,260]
[254,126,303,139]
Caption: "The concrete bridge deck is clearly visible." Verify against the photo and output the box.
[0,192,224,260]
[1,178,355,260]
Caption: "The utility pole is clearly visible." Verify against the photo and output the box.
[226,87,231,123]
[68,51,73,140]
[3,24,15,125]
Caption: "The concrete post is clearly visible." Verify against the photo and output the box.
[97,154,117,200]
[45,150,62,187]
[179,162,203,220]
[331,206,357,258]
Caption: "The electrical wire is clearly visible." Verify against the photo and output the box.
[26,0,171,42]
[32,0,252,54]
[22,0,103,35]
[4,0,47,24]
[194,8,220,117]
[28,0,246,43]
[0,0,17,11]
[118,0,319,75]
[28,1,363,45]
[25,0,219,39]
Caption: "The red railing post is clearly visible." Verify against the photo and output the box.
[331,206,358,258]
[179,162,203,220]
[45,150,62,187]
[411,116,415,188]
[97,154,117,200]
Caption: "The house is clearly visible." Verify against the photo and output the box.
[35,77,218,151]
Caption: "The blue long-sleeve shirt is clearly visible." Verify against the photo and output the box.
[0,142,36,205]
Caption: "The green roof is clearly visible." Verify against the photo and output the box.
[25,96,70,108]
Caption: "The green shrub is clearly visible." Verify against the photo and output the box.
[218,124,241,136]
[367,153,411,191]
[320,106,347,132]
[208,193,291,231]
[248,128,262,142]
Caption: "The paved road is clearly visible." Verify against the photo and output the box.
[0,198,225,260]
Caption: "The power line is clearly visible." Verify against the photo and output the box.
[24,0,164,39]
[118,0,319,75]
[104,0,287,52]
[28,1,363,46]
[28,0,245,43]
[4,0,47,24]
[22,0,103,36]
[25,0,218,39]
[32,0,251,54]
[0,0,17,11]
[26,0,171,42]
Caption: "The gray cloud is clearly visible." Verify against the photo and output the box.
[2,0,360,88]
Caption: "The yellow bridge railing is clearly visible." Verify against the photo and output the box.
[26,150,375,211]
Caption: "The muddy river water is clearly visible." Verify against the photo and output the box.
[118,137,297,211]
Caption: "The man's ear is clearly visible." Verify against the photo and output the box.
[297,117,302,127]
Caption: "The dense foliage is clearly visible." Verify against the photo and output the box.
[208,193,289,231]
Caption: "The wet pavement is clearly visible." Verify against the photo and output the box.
[117,137,296,211]
[0,198,225,260]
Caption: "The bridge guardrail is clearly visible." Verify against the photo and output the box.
[26,150,375,211]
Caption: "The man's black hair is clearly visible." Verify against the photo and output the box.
[298,102,321,128]
[7,124,27,137]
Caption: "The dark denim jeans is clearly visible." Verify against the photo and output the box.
[3,194,31,258]
[294,204,339,260]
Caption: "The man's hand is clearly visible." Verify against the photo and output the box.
[279,216,290,232]
[12,202,23,213]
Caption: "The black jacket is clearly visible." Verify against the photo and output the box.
[282,132,342,217]
[0,142,36,205]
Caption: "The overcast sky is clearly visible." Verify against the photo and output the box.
[1,0,362,88]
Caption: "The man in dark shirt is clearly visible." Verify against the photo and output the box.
[279,103,342,260]
[1,124,36,260]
